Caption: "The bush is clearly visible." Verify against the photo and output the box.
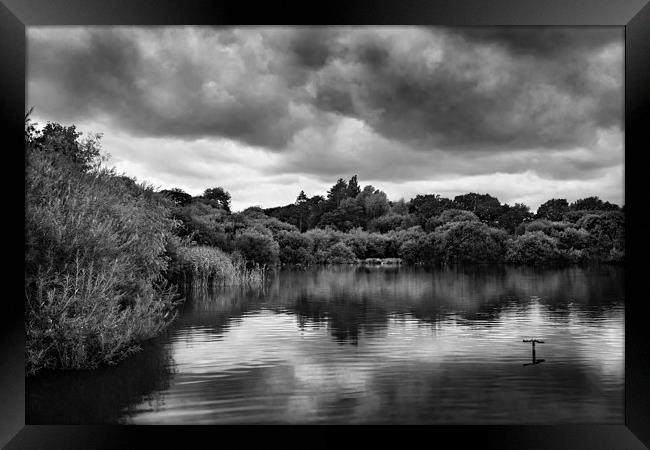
[505,231,562,264]
[377,226,435,262]
[171,202,231,250]
[341,229,391,259]
[575,211,624,261]
[398,233,436,264]
[556,227,592,263]
[182,217,231,249]
[262,217,299,237]
[318,242,358,264]
[561,248,590,264]
[366,232,389,258]
[241,211,299,238]
[524,219,570,237]
[276,230,314,265]
[557,227,591,251]
[234,227,280,267]
[434,221,507,264]
[385,226,427,258]
[561,210,591,224]
[575,211,624,241]
[342,228,369,258]
[305,228,345,253]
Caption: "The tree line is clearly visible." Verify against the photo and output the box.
[165,174,624,267]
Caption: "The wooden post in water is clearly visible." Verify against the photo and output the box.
[523,339,545,366]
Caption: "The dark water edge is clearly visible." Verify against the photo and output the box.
[27,264,624,425]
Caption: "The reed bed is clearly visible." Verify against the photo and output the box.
[25,257,177,376]
[167,245,268,291]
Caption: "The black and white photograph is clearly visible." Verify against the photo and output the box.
[24,25,627,425]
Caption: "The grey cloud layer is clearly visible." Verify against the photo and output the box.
[29,28,315,148]
[308,27,622,150]
[27,26,623,201]
[28,27,622,151]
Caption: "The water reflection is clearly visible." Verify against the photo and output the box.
[26,265,624,424]
[27,339,174,424]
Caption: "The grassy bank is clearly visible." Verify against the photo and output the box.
[24,119,182,375]
[24,118,263,376]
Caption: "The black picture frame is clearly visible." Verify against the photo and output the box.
[2,0,649,448]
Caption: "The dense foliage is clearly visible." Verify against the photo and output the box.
[25,117,181,375]
[162,172,624,267]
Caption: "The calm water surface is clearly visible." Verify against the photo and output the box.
[27,265,624,424]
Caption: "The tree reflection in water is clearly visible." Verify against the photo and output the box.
[26,265,624,424]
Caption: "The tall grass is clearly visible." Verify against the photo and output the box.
[25,145,180,375]
[26,258,176,374]
[166,245,267,290]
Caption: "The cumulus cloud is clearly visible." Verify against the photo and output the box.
[307,27,622,151]
[27,26,624,210]
[28,27,318,148]
[28,27,622,150]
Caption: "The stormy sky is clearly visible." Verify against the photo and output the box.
[27,26,624,212]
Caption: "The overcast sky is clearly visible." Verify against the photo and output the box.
[27,26,624,212]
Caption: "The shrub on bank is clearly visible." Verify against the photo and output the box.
[234,227,280,267]
[171,202,232,250]
[383,226,427,258]
[315,242,358,264]
[575,211,625,261]
[557,227,591,251]
[366,232,389,258]
[339,228,388,259]
[342,228,369,259]
[523,219,571,238]
[25,132,179,375]
[434,221,507,264]
[305,228,345,254]
[276,230,314,265]
[505,231,563,264]
[398,234,437,264]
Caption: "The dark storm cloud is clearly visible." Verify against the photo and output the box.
[287,28,336,69]
[28,28,312,148]
[449,27,621,58]
[29,30,140,116]
[28,26,623,172]
[450,27,624,131]
[306,27,622,151]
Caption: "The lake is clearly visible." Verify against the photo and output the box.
[26,265,624,424]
